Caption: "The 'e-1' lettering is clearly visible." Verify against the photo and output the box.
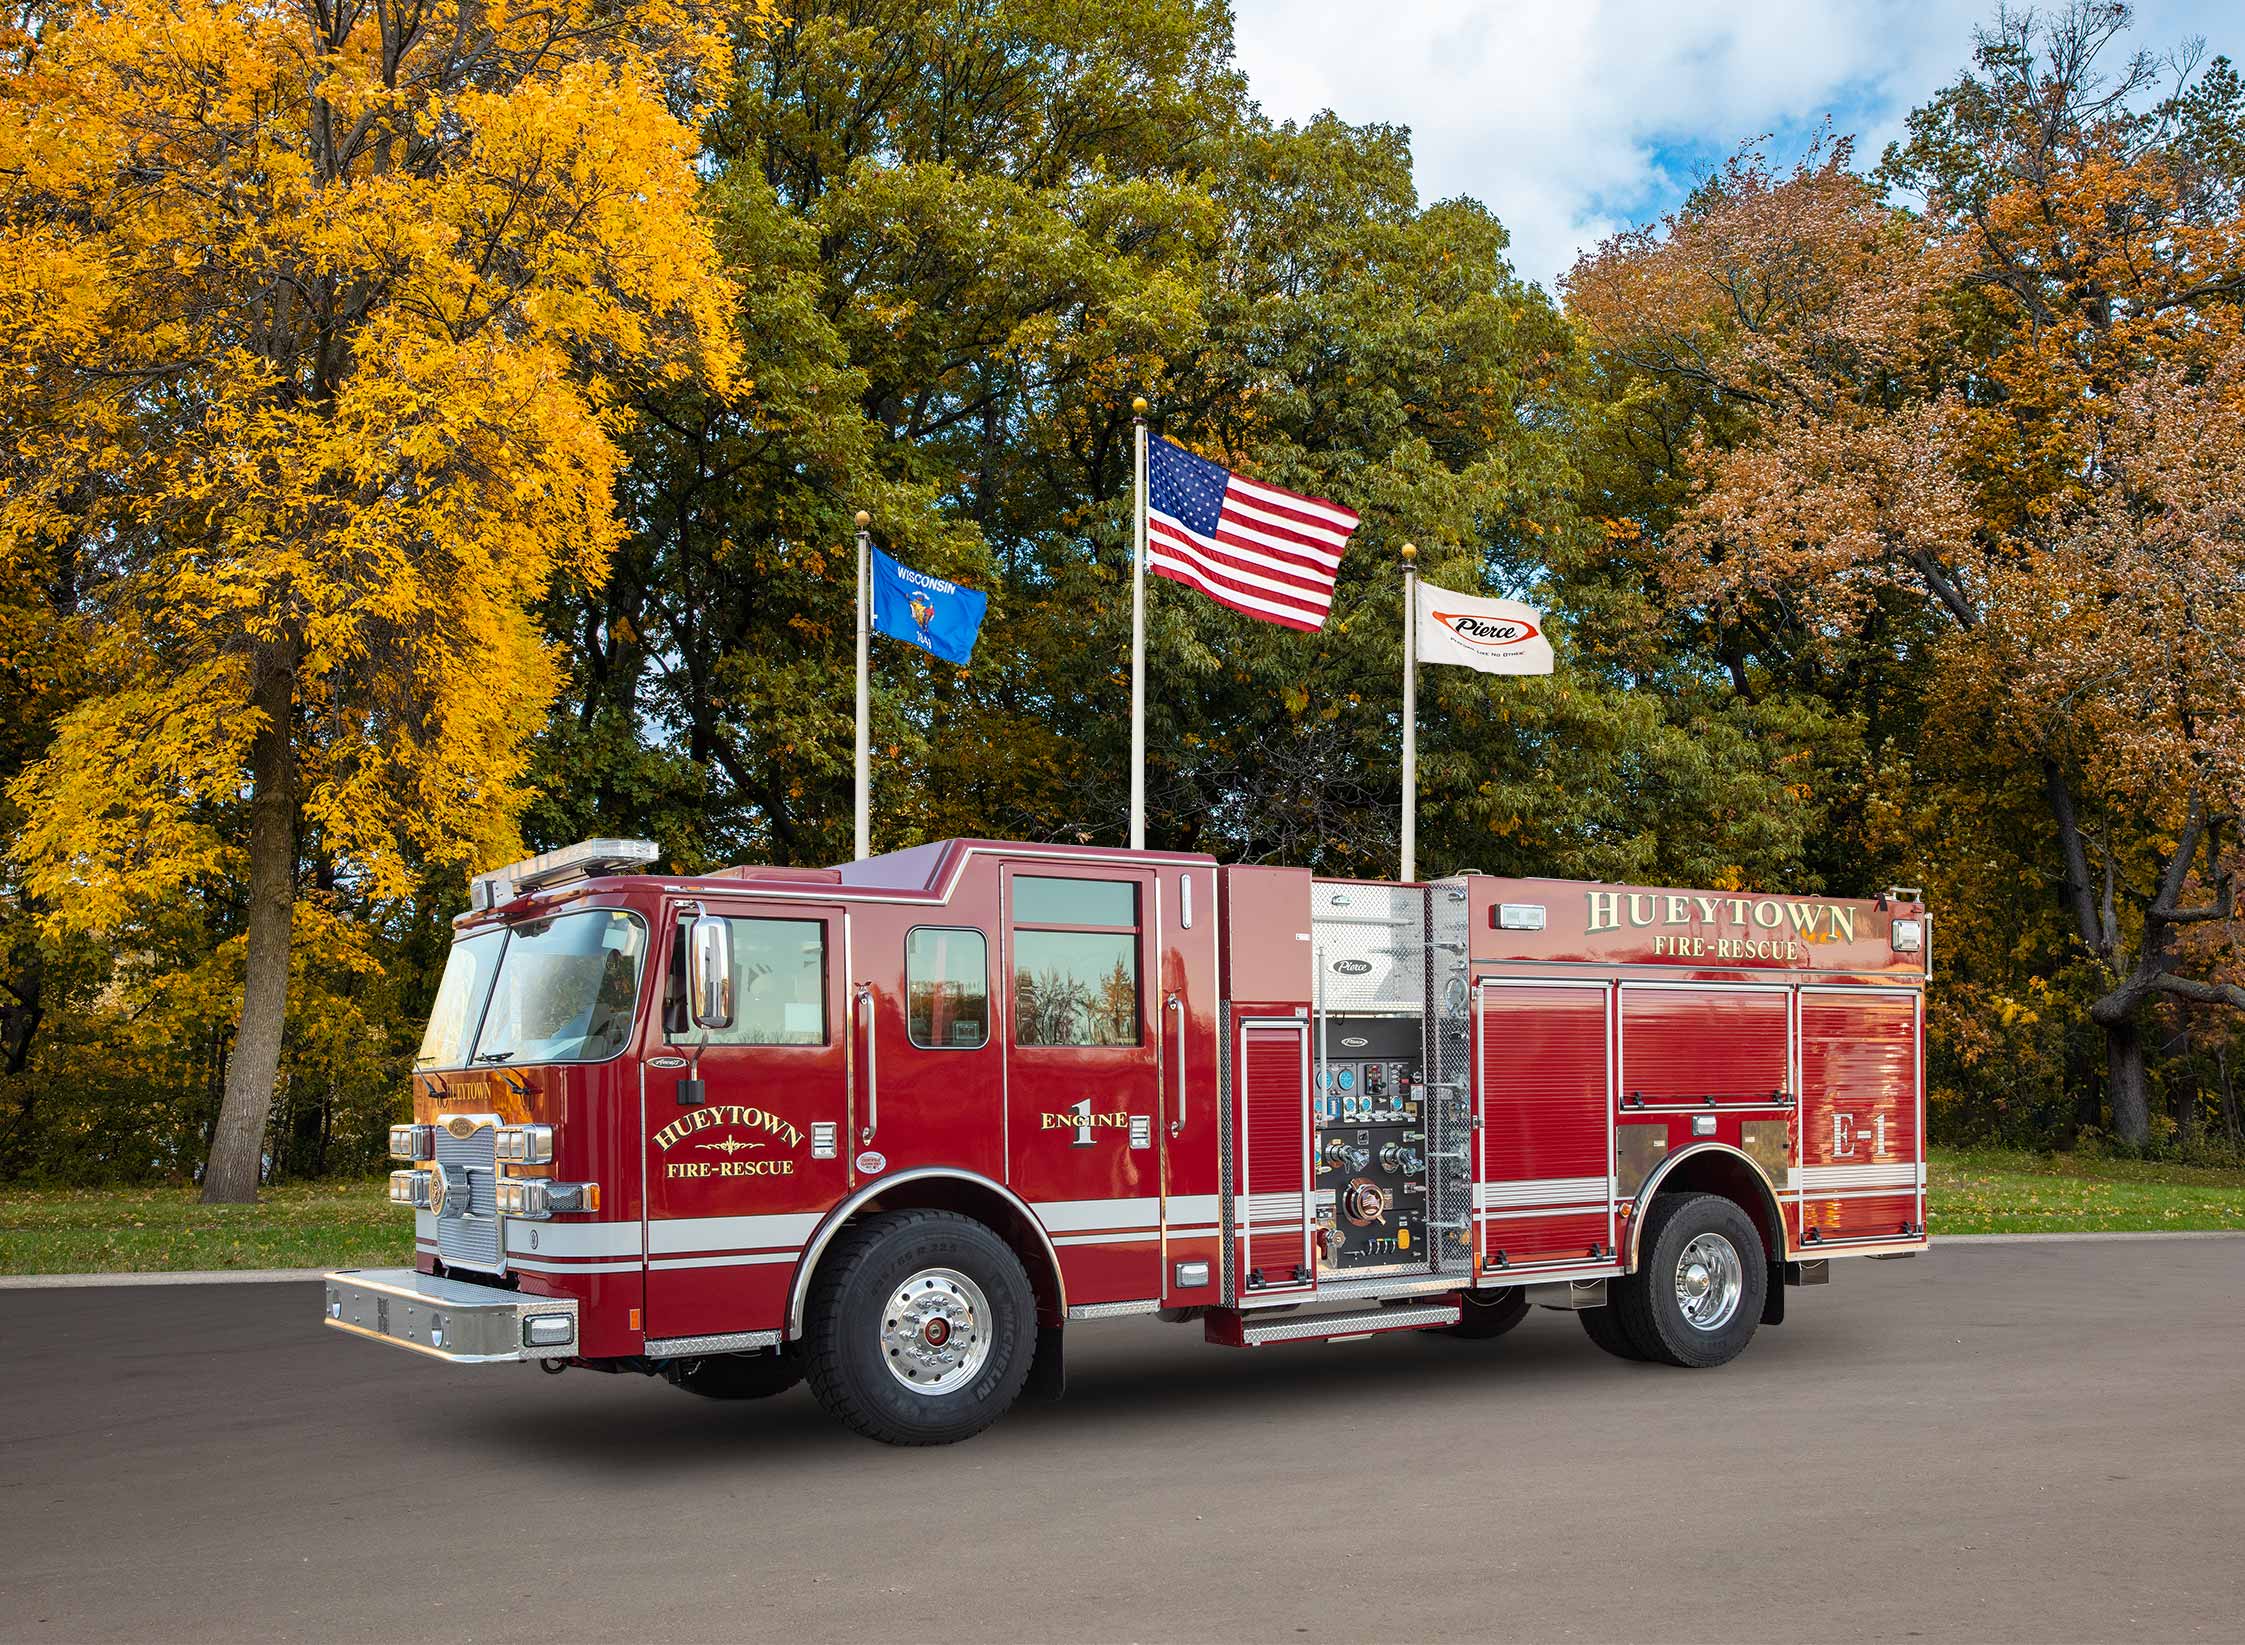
[1832,1113,1889,1157]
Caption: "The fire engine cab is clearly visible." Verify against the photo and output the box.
[324,836,1930,1445]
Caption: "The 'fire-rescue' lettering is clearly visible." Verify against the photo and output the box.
[666,1159,797,1178]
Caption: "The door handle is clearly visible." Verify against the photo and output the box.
[1167,992,1187,1138]
[856,983,878,1145]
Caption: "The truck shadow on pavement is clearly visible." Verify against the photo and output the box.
[413,1312,1838,1475]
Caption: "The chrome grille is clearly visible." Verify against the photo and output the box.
[434,1120,505,1273]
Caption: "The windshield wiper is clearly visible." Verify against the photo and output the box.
[473,1050,515,1065]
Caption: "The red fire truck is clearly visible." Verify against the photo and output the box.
[324,836,1930,1444]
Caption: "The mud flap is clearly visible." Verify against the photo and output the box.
[1025,1321,1066,1403]
[1761,1260,1786,1326]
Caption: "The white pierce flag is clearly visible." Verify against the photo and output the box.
[1414,580,1554,675]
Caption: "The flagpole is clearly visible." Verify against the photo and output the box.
[855,509,871,862]
[1400,541,1417,883]
[1129,396,1148,851]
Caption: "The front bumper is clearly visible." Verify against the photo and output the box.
[322,1268,580,1364]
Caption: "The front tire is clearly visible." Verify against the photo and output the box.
[804,1209,1036,1445]
[1444,1287,1531,1339]
[1612,1192,1767,1368]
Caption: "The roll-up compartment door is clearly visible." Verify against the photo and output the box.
[1798,989,1923,1243]
[1235,1021,1313,1294]
[1477,982,1614,1271]
[1619,985,1789,1108]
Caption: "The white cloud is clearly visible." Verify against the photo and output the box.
[1230,0,2234,290]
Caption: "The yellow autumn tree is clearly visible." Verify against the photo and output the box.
[0,0,766,1199]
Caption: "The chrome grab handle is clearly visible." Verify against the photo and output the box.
[856,983,878,1144]
[1167,992,1188,1137]
[1167,992,1187,1138]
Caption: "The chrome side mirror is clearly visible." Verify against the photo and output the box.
[688,913,735,1031]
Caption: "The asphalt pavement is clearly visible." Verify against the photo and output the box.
[4,1238,2241,1642]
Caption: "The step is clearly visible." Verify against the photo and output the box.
[1206,1301,1461,1348]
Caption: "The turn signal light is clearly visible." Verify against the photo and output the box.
[495,1178,598,1219]
[388,1169,431,1208]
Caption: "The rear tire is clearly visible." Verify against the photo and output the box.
[804,1209,1036,1445]
[663,1349,804,1401]
[1613,1192,1766,1368]
[1444,1287,1531,1339]
[1577,1301,1651,1361]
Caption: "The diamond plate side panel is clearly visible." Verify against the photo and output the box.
[1310,882,1429,1013]
[644,1330,782,1358]
[1239,1302,1459,1344]
[1065,1299,1162,1320]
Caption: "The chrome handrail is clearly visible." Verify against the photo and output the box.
[1167,992,1187,1137]
[856,983,878,1144]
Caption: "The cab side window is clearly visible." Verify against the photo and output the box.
[907,928,989,1049]
[666,916,828,1046]
[1011,876,1140,1047]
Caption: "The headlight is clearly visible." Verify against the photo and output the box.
[523,1314,576,1348]
[388,1169,431,1208]
[388,1124,434,1161]
[494,1124,553,1164]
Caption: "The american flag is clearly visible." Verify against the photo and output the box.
[1146,435,1359,632]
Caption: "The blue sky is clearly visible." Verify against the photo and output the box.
[1230,1,2236,291]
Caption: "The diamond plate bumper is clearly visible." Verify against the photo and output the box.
[322,1268,578,1364]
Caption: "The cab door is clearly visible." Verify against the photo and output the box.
[642,901,850,1341]
[1002,864,1164,1305]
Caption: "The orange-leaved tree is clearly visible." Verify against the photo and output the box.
[0,0,762,1199]
[1567,9,2245,1141]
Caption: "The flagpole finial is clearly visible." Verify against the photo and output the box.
[1400,541,1416,562]
[854,510,870,530]
[1132,396,1148,417]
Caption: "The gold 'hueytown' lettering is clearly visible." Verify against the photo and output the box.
[652,1105,805,1153]
[1580,890,1864,955]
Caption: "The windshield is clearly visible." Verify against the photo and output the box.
[416,911,648,1069]
[416,930,504,1069]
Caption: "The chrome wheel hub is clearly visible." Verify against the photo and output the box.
[880,1268,990,1396]
[1674,1232,1744,1332]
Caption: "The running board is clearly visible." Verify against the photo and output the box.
[1205,1302,1460,1348]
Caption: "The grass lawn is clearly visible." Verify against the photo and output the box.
[2,1148,2239,1274]
[0,1179,408,1275]
[1927,1146,2245,1234]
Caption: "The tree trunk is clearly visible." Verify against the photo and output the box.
[1,948,41,1075]
[200,646,298,1204]
[2104,1015,2149,1147]
[2218,1048,2241,1149]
